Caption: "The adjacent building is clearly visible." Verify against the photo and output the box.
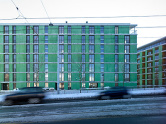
[137,37,166,87]
[0,23,137,90]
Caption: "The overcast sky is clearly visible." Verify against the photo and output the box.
[0,0,166,47]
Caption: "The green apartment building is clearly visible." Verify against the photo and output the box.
[137,37,166,87]
[0,23,137,90]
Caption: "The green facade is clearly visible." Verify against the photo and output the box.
[0,23,137,90]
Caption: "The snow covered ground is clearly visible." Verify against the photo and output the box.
[0,88,165,103]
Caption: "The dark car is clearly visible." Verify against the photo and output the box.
[98,86,131,100]
[3,87,45,106]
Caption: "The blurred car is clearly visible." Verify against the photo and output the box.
[3,87,45,106]
[98,86,131,100]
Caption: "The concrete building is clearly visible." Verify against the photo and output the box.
[0,23,137,90]
[137,37,166,87]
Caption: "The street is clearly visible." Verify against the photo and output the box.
[0,96,166,123]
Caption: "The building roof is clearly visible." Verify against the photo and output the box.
[137,36,166,52]
[0,23,137,27]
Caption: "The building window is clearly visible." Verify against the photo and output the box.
[59,45,64,53]
[68,73,71,81]
[59,35,64,43]
[45,26,48,34]
[12,26,16,34]
[4,45,9,53]
[82,36,85,44]
[100,26,104,34]
[60,64,64,72]
[82,55,85,62]
[115,45,118,53]
[26,54,30,62]
[115,73,118,82]
[26,26,30,34]
[4,64,9,72]
[4,26,9,34]
[115,35,118,43]
[68,36,71,43]
[44,64,48,72]
[125,74,130,81]
[4,35,9,43]
[59,26,64,34]
[89,36,94,43]
[89,73,94,81]
[45,73,48,82]
[115,26,118,34]
[60,73,64,81]
[89,64,94,72]
[45,55,48,62]
[68,45,71,53]
[82,64,85,72]
[68,64,71,72]
[101,45,104,53]
[155,61,159,66]
[89,55,94,63]
[101,54,104,62]
[89,45,94,53]
[155,55,159,60]
[101,73,104,82]
[125,45,130,53]
[13,54,16,62]
[4,73,9,81]
[45,45,48,53]
[68,26,71,34]
[125,64,130,72]
[82,26,85,34]
[101,64,104,72]
[125,55,130,62]
[68,55,71,62]
[59,55,64,62]
[100,36,104,43]
[26,63,30,72]
[125,36,130,43]
[33,26,39,34]
[4,54,9,62]
[115,54,118,62]
[82,44,85,53]
[115,64,118,72]
[89,26,94,34]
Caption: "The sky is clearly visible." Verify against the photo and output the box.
[0,0,166,47]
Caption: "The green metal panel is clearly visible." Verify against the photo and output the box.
[48,26,58,34]
[119,26,129,34]
[72,26,81,34]
[95,26,100,34]
[0,25,3,34]
[104,26,114,34]
[39,26,44,34]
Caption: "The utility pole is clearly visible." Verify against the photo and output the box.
[57,35,60,94]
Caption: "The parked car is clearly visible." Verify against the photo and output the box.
[98,86,131,100]
[3,87,45,106]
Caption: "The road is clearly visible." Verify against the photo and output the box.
[0,97,166,123]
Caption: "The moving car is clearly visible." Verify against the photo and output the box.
[98,86,131,100]
[3,87,45,105]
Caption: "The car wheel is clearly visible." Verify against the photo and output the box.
[101,95,110,100]
[28,98,41,104]
[3,100,13,106]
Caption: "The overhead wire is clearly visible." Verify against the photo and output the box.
[40,0,52,24]
[1,14,166,20]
